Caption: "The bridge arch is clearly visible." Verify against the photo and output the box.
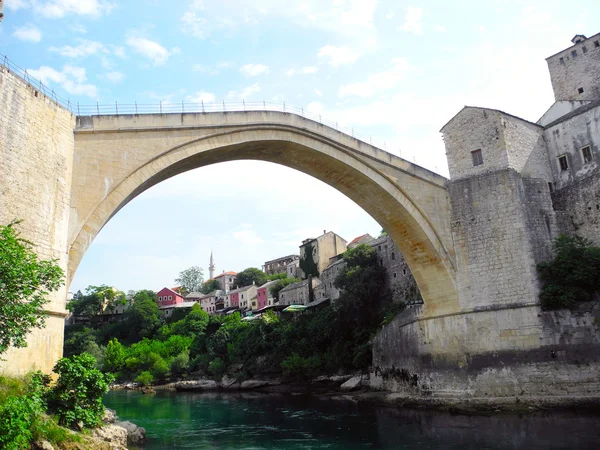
[70,113,459,315]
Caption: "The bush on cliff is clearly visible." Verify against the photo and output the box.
[47,353,114,429]
[0,221,64,355]
[537,235,600,309]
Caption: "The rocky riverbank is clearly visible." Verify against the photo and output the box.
[111,374,600,416]
[33,409,147,450]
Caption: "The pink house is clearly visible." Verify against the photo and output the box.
[157,287,184,309]
[256,280,277,310]
[229,291,240,308]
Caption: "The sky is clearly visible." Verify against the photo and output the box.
[1,0,599,293]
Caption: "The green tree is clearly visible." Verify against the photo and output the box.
[48,353,114,429]
[270,277,301,303]
[104,338,126,372]
[537,235,600,309]
[175,266,204,293]
[200,279,221,294]
[124,296,161,339]
[132,289,158,303]
[235,268,267,288]
[0,221,64,355]
[67,285,126,317]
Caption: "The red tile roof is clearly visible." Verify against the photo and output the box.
[215,271,237,278]
[349,234,369,245]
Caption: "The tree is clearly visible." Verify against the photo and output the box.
[200,279,221,294]
[334,244,390,329]
[270,277,301,303]
[235,268,267,288]
[537,235,600,309]
[67,285,126,317]
[175,266,204,293]
[124,296,161,340]
[104,338,126,372]
[0,221,64,355]
[132,289,157,303]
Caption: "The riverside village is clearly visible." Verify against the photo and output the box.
[2,1,600,448]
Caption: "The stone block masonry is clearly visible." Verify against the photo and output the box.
[0,66,74,375]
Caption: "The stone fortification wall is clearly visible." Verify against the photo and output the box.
[552,170,600,245]
[443,108,551,183]
[447,169,556,311]
[547,33,600,101]
[0,66,74,375]
[371,301,600,397]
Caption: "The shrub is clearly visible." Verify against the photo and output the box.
[170,351,190,378]
[48,353,114,429]
[189,354,212,373]
[0,372,47,450]
[538,235,600,309]
[135,371,155,386]
[150,357,170,381]
[280,353,309,377]
[208,357,226,377]
[104,338,126,372]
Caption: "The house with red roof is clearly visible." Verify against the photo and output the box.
[214,271,237,292]
[157,287,185,309]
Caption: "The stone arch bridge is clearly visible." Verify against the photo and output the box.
[70,111,457,316]
[5,64,598,399]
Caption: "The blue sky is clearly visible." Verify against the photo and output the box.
[1,0,599,293]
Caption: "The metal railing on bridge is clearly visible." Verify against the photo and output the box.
[1,52,409,160]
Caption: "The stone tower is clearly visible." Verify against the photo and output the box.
[546,32,600,101]
[209,251,215,280]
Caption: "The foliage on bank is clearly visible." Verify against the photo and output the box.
[66,244,412,384]
[0,221,64,355]
[537,235,600,309]
[0,354,112,449]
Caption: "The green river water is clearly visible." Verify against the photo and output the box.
[104,390,600,449]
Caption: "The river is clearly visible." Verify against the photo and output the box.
[104,390,600,449]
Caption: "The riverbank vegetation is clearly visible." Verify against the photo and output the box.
[537,235,600,309]
[0,221,115,449]
[65,245,410,384]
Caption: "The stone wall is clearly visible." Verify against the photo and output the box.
[544,104,600,189]
[371,301,600,397]
[447,169,556,311]
[547,33,600,101]
[0,66,74,375]
[552,170,600,245]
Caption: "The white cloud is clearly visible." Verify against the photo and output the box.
[315,89,323,97]
[28,64,97,97]
[103,71,124,83]
[181,11,210,38]
[126,37,170,66]
[192,61,232,75]
[70,24,87,34]
[50,39,106,58]
[233,229,264,246]
[435,25,446,32]
[186,91,217,103]
[339,58,413,98]
[5,0,30,10]
[13,25,42,43]
[227,83,261,100]
[400,6,423,35]
[317,45,360,67]
[111,46,126,58]
[240,63,269,77]
[34,0,115,18]
[286,66,318,76]
[385,12,395,19]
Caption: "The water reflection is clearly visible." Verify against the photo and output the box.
[104,391,600,449]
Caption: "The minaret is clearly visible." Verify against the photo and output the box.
[209,251,215,280]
